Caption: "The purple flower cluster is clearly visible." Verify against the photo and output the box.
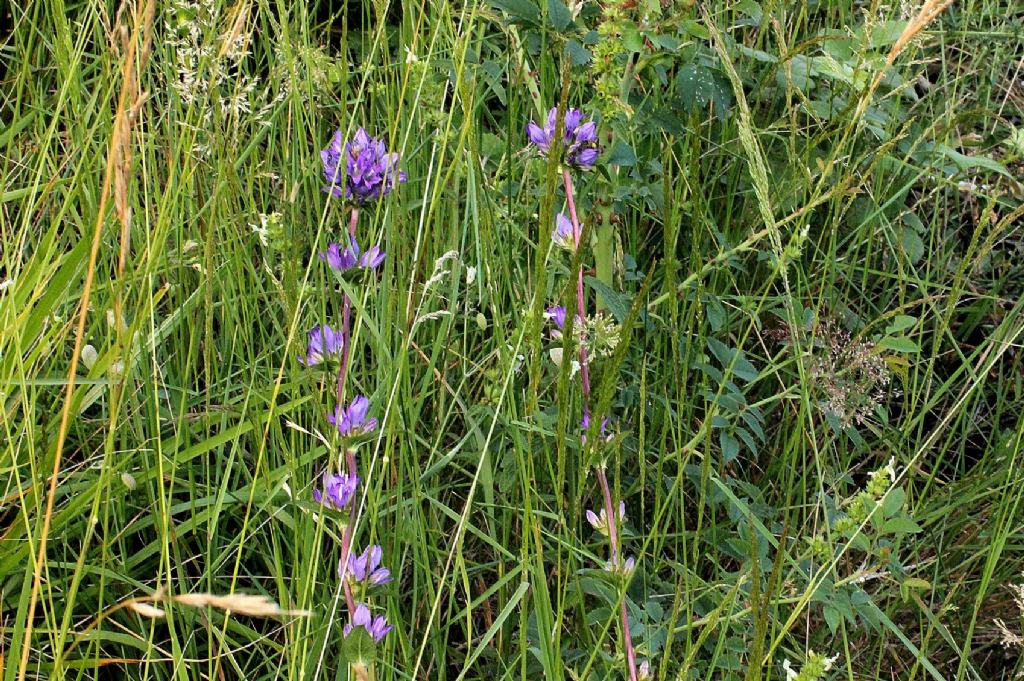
[313,472,359,511]
[344,603,393,642]
[342,544,393,586]
[329,395,379,437]
[320,238,386,272]
[298,324,345,366]
[321,128,407,204]
[527,107,602,170]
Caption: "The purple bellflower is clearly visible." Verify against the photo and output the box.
[545,305,568,340]
[329,395,378,437]
[298,324,345,366]
[526,107,602,170]
[552,213,576,251]
[320,238,387,272]
[313,471,359,511]
[342,544,393,586]
[321,128,407,203]
[344,603,393,642]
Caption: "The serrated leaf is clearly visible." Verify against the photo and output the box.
[720,432,740,463]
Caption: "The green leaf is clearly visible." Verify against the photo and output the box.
[881,486,906,518]
[607,140,636,167]
[489,0,540,25]
[720,431,740,463]
[546,0,572,31]
[885,315,917,335]
[584,276,629,323]
[823,605,842,634]
[901,226,924,264]
[622,24,644,52]
[882,517,922,535]
[340,628,377,666]
[878,336,920,353]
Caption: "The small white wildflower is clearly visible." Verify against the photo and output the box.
[465,265,477,285]
[81,345,99,371]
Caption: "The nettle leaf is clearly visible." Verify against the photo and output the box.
[341,628,377,666]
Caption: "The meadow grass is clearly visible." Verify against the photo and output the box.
[1,0,1023,679]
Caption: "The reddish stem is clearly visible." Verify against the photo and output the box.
[562,169,592,401]
[565,169,638,681]
[337,448,359,614]
[335,207,360,405]
[336,207,361,615]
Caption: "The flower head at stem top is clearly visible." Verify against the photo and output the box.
[312,471,359,511]
[586,501,626,536]
[321,128,407,204]
[328,395,378,437]
[344,603,393,642]
[320,238,386,272]
[298,324,345,366]
[526,107,602,170]
[552,213,577,251]
[342,544,393,586]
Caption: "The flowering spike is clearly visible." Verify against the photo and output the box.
[321,128,407,203]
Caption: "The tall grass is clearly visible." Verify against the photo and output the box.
[1,0,1023,679]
